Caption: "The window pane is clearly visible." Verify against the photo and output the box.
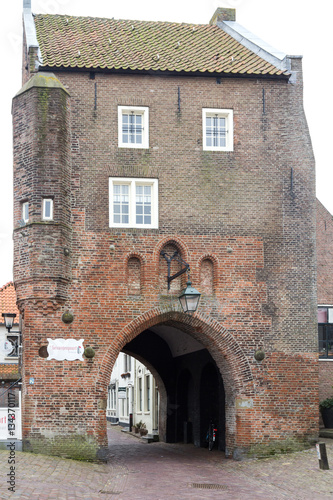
[122,112,143,145]
[328,326,333,358]
[44,200,51,218]
[318,308,327,323]
[136,184,151,225]
[319,325,333,358]
[328,308,333,323]
[206,113,226,148]
[114,184,129,224]
[23,202,29,222]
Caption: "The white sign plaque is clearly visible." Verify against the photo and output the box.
[0,340,14,356]
[118,387,126,399]
[47,338,84,361]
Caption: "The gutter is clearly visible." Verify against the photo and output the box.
[23,0,43,69]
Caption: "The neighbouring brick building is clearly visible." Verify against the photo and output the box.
[317,199,333,401]
[0,282,21,447]
[12,2,318,459]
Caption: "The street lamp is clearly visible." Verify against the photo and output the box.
[178,280,201,314]
[160,251,201,313]
[2,313,17,332]
[2,313,22,359]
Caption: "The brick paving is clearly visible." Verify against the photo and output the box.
[1,425,333,499]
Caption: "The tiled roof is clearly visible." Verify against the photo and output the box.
[0,282,19,321]
[0,363,19,380]
[34,14,288,77]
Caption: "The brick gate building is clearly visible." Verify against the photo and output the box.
[12,2,318,459]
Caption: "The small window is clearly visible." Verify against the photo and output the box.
[118,106,149,149]
[138,377,143,412]
[22,202,29,223]
[109,177,158,228]
[145,375,150,412]
[42,199,53,220]
[318,306,333,358]
[202,108,233,151]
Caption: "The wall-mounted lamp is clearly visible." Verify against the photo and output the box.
[2,313,17,332]
[2,313,22,358]
[160,251,201,313]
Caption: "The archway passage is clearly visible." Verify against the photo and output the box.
[123,323,226,450]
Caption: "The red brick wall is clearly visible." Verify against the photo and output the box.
[319,361,333,400]
[12,55,318,459]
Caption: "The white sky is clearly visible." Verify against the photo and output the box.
[0,0,331,287]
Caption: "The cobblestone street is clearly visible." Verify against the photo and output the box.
[1,425,333,499]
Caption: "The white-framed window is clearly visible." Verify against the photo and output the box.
[318,306,333,359]
[138,377,143,412]
[22,201,29,223]
[202,108,233,151]
[118,105,149,149]
[124,354,132,372]
[109,177,158,229]
[145,375,150,412]
[42,198,53,220]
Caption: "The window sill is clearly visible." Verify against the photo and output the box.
[118,145,149,150]
[202,147,233,152]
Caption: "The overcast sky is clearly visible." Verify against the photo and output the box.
[0,0,331,287]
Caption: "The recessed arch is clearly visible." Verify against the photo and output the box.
[158,239,189,294]
[100,307,254,455]
[126,254,143,295]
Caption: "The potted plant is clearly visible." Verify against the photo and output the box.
[139,426,148,436]
[134,420,145,434]
[320,397,333,428]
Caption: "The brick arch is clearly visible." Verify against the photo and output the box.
[154,236,189,263]
[100,306,253,398]
[198,254,219,294]
[156,238,189,294]
[124,252,146,267]
[99,307,254,454]
[125,253,145,295]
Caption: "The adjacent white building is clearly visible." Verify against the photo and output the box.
[106,352,159,435]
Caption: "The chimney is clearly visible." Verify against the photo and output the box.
[209,7,236,25]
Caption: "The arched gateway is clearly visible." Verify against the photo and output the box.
[100,308,255,458]
[12,2,318,463]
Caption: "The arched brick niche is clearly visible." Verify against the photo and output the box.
[199,257,215,295]
[158,240,188,295]
[126,255,142,295]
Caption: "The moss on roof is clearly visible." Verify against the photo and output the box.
[34,14,288,77]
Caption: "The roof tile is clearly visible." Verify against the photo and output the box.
[0,282,19,323]
[34,14,288,77]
